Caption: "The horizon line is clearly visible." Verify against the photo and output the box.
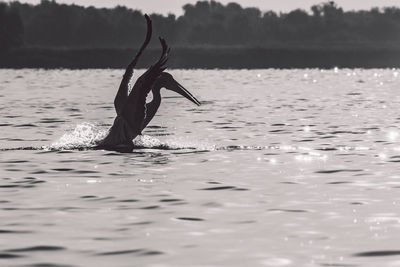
[7,0,400,17]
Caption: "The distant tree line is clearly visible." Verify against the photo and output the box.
[2,0,400,49]
[0,2,23,51]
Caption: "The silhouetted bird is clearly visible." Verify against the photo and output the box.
[96,14,201,152]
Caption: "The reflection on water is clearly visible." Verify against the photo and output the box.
[1,69,400,266]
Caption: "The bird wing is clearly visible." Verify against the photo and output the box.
[120,37,169,136]
[114,14,152,115]
[141,39,170,130]
[141,98,159,131]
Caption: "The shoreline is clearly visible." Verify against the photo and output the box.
[2,47,400,69]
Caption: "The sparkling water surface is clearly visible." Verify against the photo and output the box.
[1,68,400,266]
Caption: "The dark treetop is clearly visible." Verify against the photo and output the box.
[2,0,400,68]
[3,0,400,49]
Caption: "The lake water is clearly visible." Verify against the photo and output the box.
[1,68,400,267]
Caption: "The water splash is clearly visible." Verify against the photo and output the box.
[132,135,165,148]
[50,122,107,150]
[133,135,213,150]
[49,123,212,151]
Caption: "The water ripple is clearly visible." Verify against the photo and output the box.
[5,246,65,252]
[176,217,204,221]
[353,250,400,257]
[96,249,163,256]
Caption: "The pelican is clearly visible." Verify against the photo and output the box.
[96,14,201,152]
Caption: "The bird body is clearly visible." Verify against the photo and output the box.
[96,14,200,152]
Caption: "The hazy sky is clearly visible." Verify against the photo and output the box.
[12,0,400,15]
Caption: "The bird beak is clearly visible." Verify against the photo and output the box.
[169,79,201,106]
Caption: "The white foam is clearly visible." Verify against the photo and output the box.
[49,123,212,151]
[50,122,107,150]
[134,135,214,150]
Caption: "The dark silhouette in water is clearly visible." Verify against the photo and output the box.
[96,15,201,152]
